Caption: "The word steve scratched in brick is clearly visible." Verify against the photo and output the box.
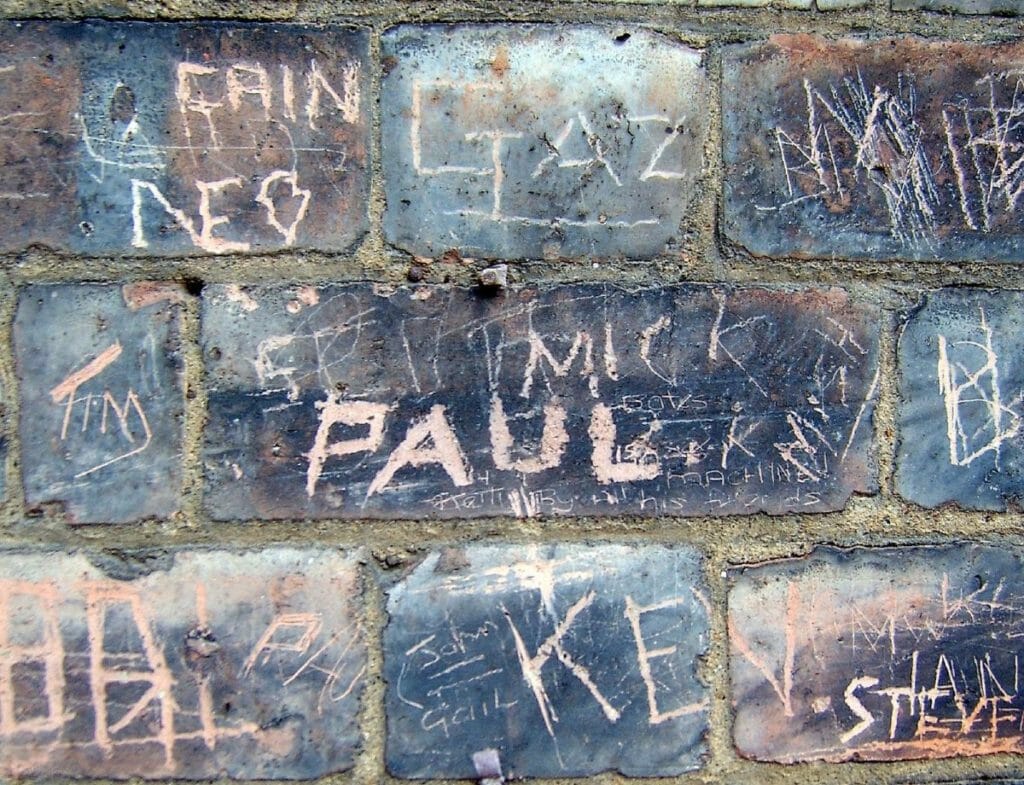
[202,283,879,520]
[385,544,708,778]
[0,549,364,779]
[0,21,368,255]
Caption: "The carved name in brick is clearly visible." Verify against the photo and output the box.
[381,25,709,260]
[384,544,708,777]
[898,289,1024,509]
[0,21,368,254]
[724,36,1024,262]
[730,545,1024,762]
[0,549,364,779]
[202,283,879,520]
[15,284,185,523]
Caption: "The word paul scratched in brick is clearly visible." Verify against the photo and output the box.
[202,283,879,520]
[15,284,185,523]
[0,549,364,779]
[898,289,1024,509]
[730,545,1024,762]
[724,36,1024,262]
[0,22,368,255]
[381,25,709,260]
[385,544,708,777]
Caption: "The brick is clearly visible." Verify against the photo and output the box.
[0,21,369,255]
[730,544,1024,762]
[894,0,1022,12]
[202,283,879,520]
[384,544,708,777]
[381,25,709,260]
[14,284,185,522]
[897,289,1024,509]
[723,36,1024,263]
[0,547,363,779]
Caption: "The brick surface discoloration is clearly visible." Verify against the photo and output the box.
[15,284,185,523]
[893,0,1022,12]
[724,36,1024,263]
[384,544,708,778]
[0,548,363,779]
[730,545,1024,762]
[202,283,878,520]
[897,289,1024,510]
[0,21,369,255]
[381,25,709,260]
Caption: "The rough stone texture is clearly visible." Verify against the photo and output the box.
[381,25,709,260]
[0,21,369,255]
[14,284,185,523]
[893,0,1022,12]
[724,36,1024,263]
[0,548,364,779]
[730,544,1024,762]
[202,283,878,520]
[697,0,868,8]
[384,544,708,778]
[897,289,1024,510]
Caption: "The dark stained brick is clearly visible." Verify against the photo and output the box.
[14,284,185,523]
[0,548,364,779]
[381,25,709,260]
[384,544,708,777]
[730,545,1024,762]
[897,289,1024,509]
[894,0,1023,12]
[202,283,879,520]
[0,21,369,255]
[724,36,1024,263]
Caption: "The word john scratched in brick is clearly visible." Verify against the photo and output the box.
[202,283,879,520]
[382,25,710,260]
[15,284,185,523]
[730,545,1024,762]
[0,22,368,255]
[384,544,708,777]
[0,549,364,779]
[724,36,1024,262]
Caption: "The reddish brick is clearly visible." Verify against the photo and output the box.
[724,36,1024,262]
[0,548,364,779]
[730,545,1024,762]
[14,284,185,523]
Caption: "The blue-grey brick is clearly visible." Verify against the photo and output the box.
[894,0,1022,12]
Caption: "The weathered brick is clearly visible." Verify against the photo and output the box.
[894,0,1022,12]
[0,21,369,255]
[15,284,185,522]
[730,544,1024,762]
[381,25,709,260]
[724,36,1024,262]
[897,289,1024,509]
[384,544,708,777]
[0,547,364,779]
[202,283,878,520]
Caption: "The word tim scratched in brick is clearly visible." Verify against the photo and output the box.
[0,21,368,255]
[730,545,1024,762]
[0,549,364,779]
[724,36,1024,262]
[898,289,1024,509]
[202,283,879,520]
[382,25,709,259]
[14,284,185,523]
[385,544,708,777]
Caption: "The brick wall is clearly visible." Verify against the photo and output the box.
[0,0,1021,783]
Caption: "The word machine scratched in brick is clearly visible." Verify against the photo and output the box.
[382,25,710,259]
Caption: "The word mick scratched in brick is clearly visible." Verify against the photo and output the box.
[202,283,879,520]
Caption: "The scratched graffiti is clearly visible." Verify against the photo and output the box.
[730,545,1024,762]
[0,548,363,779]
[384,544,707,777]
[14,284,185,522]
[202,283,879,520]
[381,25,710,259]
[724,35,1024,262]
[898,289,1024,509]
[0,21,368,254]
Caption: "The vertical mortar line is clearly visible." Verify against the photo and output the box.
[700,540,736,783]
[0,272,22,532]
[700,38,726,284]
[357,20,389,274]
[178,281,205,531]
[872,299,899,503]
[353,560,389,785]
